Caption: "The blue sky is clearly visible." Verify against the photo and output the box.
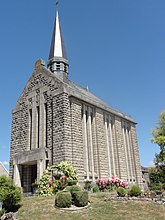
[0,0,165,170]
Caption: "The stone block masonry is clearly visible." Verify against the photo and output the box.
[10,60,143,192]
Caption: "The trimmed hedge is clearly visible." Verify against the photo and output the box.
[64,185,81,194]
[117,187,126,197]
[128,185,141,197]
[55,191,72,208]
[72,191,88,207]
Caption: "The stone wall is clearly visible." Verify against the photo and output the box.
[114,117,126,180]
[52,92,72,164]
[70,98,84,181]
[130,125,143,186]
[10,61,142,188]
[95,108,109,178]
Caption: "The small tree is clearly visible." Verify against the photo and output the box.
[151,111,165,167]
[151,111,165,190]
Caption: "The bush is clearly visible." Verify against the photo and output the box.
[63,186,72,192]
[70,185,81,194]
[117,187,126,197]
[92,184,100,193]
[128,185,141,197]
[0,175,22,212]
[63,185,81,194]
[67,179,78,186]
[37,161,78,196]
[55,191,72,208]
[72,191,88,207]
[149,182,163,191]
[0,209,5,218]
[57,161,77,181]
[84,180,92,191]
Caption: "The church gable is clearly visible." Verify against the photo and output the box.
[15,60,64,109]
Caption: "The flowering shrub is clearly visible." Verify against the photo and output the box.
[57,161,77,180]
[51,175,68,193]
[37,161,78,196]
[37,167,55,196]
[95,176,128,192]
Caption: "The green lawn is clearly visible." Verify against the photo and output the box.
[16,193,165,220]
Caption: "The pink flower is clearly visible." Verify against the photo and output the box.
[111,176,115,179]
[62,175,67,179]
[48,179,52,184]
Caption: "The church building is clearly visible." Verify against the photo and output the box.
[10,3,142,192]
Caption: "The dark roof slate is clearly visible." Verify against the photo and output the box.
[66,79,135,123]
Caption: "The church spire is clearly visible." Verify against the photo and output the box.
[48,1,69,78]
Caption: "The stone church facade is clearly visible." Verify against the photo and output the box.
[10,4,142,192]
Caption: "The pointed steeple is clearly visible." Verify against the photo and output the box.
[48,2,69,79]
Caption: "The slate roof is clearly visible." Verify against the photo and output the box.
[46,4,135,124]
[49,10,68,61]
[67,79,135,123]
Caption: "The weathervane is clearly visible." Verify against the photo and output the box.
[56,0,59,6]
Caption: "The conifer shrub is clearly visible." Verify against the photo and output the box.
[55,191,72,208]
[117,187,126,197]
[128,185,141,197]
[72,191,88,207]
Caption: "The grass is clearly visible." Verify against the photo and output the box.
[16,192,165,220]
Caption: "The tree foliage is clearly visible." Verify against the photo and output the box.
[151,111,165,145]
[151,111,165,167]
[150,111,165,190]
[149,167,165,191]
